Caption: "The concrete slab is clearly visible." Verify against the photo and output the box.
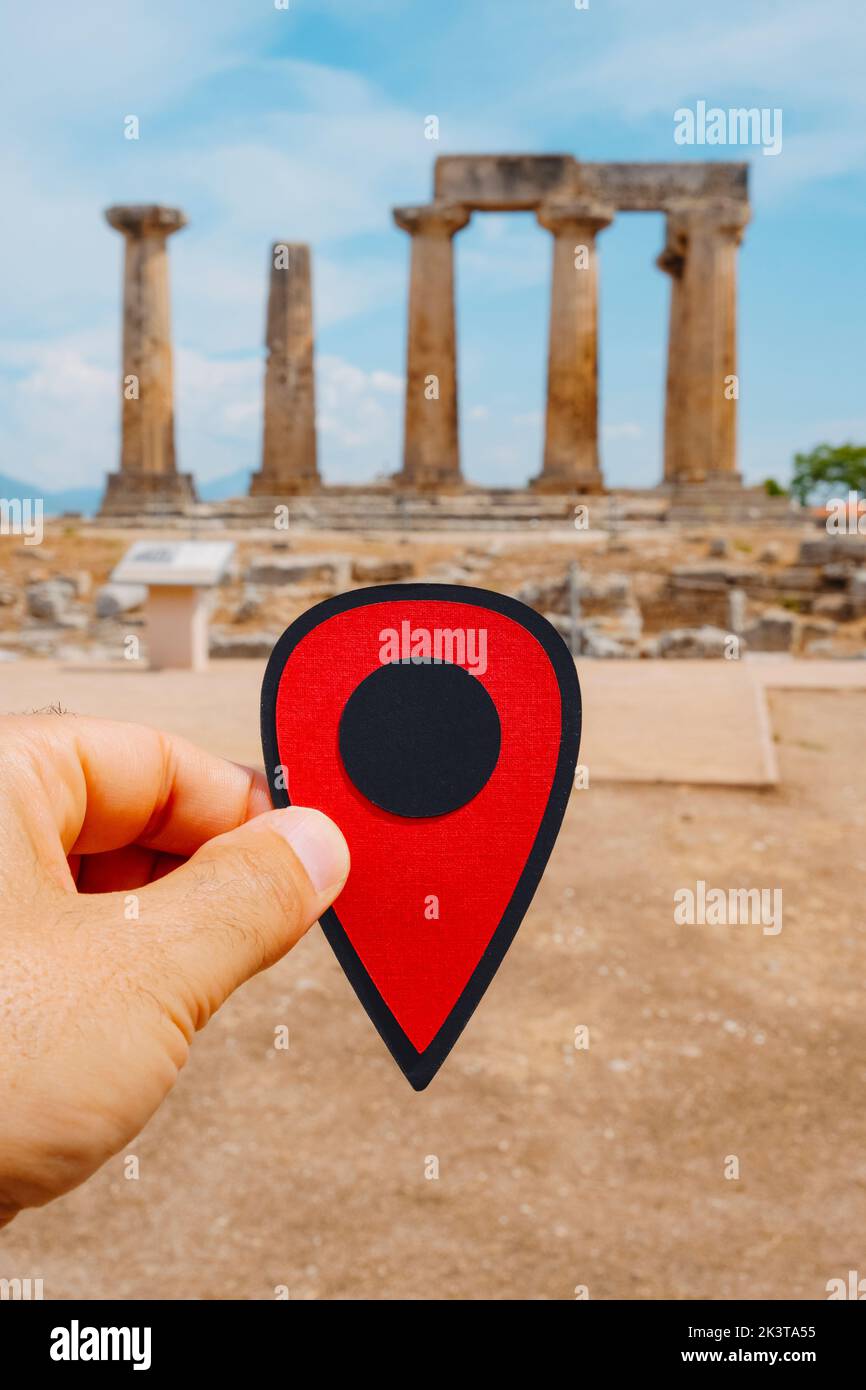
[579,658,778,787]
[748,655,866,690]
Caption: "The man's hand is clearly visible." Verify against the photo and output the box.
[0,715,349,1227]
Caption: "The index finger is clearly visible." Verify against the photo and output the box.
[2,715,273,864]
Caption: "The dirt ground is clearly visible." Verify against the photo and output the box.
[1,679,864,1301]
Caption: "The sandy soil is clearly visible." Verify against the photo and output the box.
[1,683,864,1301]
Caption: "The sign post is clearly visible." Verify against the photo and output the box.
[110,541,235,672]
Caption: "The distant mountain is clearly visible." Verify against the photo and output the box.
[0,473,102,517]
[0,468,253,516]
[198,468,252,500]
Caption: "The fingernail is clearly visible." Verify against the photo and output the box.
[268,807,349,894]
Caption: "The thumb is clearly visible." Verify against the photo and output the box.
[135,807,349,1031]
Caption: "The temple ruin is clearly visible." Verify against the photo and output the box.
[392,155,750,494]
[98,155,752,519]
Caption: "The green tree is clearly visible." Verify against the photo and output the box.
[790,443,866,506]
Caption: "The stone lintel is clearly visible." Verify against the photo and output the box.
[433,154,578,209]
[576,162,749,211]
[431,155,749,214]
[105,204,188,237]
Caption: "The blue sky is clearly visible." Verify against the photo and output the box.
[1,0,864,492]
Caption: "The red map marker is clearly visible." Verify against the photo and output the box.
[261,584,581,1089]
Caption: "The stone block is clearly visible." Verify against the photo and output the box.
[581,630,632,659]
[657,625,735,659]
[210,631,279,659]
[546,613,632,658]
[433,154,577,209]
[518,571,632,616]
[813,594,854,621]
[822,564,850,588]
[57,570,92,599]
[798,535,866,566]
[758,543,782,565]
[26,580,77,624]
[670,564,757,588]
[743,610,796,652]
[771,567,822,591]
[245,554,350,587]
[99,470,197,517]
[581,573,633,611]
[231,585,262,624]
[350,557,415,584]
[802,618,838,646]
[670,567,733,588]
[95,583,148,619]
[850,568,866,616]
[656,573,731,628]
[576,160,749,211]
[728,588,747,633]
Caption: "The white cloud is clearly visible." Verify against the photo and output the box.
[0,0,541,490]
[544,0,866,194]
[0,0,261,126]
[316,354,402,480]
[559,0,866,118]
[0,334,404,489]
[370,370,403,395]
[754,128,866,201]
[0,337,115,488]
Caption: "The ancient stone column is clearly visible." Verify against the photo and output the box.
[533,202,614,493]
[99,205,196,515]
[249,242,319,497]
[393,203,470,490]
[658,199,749,485]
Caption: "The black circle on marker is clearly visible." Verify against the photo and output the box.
[339,659,501,818]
